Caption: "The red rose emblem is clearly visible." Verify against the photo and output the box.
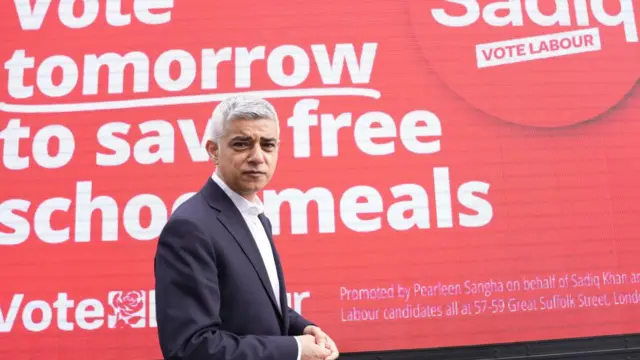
[113,291,144,317]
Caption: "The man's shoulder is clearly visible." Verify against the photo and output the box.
[172,190,208,217]
[162,191,217,234]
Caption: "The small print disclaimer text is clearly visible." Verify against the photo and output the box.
[339,271,640,322]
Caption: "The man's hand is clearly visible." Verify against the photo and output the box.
[298,334,332,360]
[302,326,339,359]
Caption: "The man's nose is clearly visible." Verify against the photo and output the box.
[247,144,265,163]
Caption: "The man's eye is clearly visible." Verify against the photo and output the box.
[233,142,249,148]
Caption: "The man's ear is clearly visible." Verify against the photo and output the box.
[205,140,219,163]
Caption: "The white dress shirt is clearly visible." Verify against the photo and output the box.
[212,173,302,359]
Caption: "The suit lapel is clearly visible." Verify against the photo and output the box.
[202,178,282,318]
[259,213,289,334]
[218,210,281,315]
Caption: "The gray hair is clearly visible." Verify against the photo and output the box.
[206,95,279,143]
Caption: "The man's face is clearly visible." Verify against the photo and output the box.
[207,117,279,199]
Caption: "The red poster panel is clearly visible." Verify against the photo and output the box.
[1,1,638,359]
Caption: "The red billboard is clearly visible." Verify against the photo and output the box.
[1,0,639,359]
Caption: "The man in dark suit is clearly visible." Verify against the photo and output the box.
[154,95,339,360]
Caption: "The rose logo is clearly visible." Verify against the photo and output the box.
[109,290,145,328]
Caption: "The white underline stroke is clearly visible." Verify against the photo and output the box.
[0,87,381,114]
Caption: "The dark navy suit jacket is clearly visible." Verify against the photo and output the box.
[154,177,314,360]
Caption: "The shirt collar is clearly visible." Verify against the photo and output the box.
[212,172,264,217]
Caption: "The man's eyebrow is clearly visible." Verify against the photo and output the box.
[230,135,252,141]
[261,137,278,143]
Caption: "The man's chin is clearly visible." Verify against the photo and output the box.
[240,180,268,193]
